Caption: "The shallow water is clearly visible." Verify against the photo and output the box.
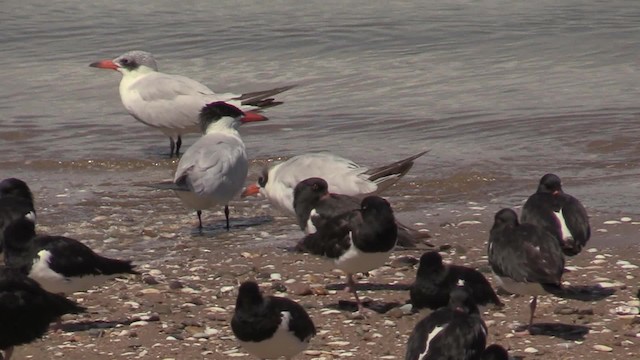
[2,0,640,251]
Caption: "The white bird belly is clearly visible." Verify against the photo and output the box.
[238,312,309,359]
[553,208,573,240]
[336,244,391,274]
[29,250,120,295]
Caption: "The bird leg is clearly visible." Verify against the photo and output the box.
[175,136,182,157]
[346,273,364,312]
[529,296,538,327]
[196,210,203,230]
[224,205,230,231]
[169,137,176,158]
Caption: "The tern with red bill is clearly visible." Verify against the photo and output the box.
[149,102,266,230]
[90,50,294,157]
[242,151,428,215]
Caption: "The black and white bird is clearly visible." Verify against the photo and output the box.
[410,251,502,310]
[0,178,36,252]
[241,151,428,215]
[488,208,565,327]
[521,173,590,256]
[231,281,316,359]
[480,344,510,360]
[150,101,267,230]
[293,177,428,248]
[0,267,85,360]
[3,217,138,295]
[90,50,294,157]
[405,287,487,360]
[293,178,398,311]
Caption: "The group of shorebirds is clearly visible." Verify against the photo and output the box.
[0,50,605,360]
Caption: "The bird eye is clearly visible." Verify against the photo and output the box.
[258,176,266,187]
[120,58,130,65]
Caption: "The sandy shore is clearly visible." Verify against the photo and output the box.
[7,180,640,360]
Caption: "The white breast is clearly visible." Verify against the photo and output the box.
[553,208,573,240]
[335,233,392,274]
[29,250,119,295]
[419,325,447,360]
[237,311,310,359]
[305,209,319,234]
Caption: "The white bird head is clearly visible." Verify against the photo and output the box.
[90,50,158,73]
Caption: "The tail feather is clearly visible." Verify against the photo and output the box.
[396,220,433,248]
[365,150,429,193]
[47,292,86,317]
[96,256,139,276]
[235,85,297,108]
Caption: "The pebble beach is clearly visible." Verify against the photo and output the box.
[7,168,640,360]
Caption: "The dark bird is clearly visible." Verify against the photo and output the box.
[410,251,502,310]
[294,178,397,312]
[293,176,427,249]
[480,344,510,360]
[0,178,36,253]
[3,217,138,295]
[0,267,85,360]
[521,173,590,256]
[405,287,487,360]
[231,281,316,359]
[488,208,564,327]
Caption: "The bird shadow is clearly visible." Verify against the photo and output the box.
[327,299,403,314]
[323,283,411,314]
[557,284,616,301]
[326,282,412,292]
[190,216,273,236]
[516,323,590,341]
[59,317,136,332]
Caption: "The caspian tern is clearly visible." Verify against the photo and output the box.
[520,173,590,256]
[90,50,294,157]
[293,178,397,312]
[242,150,428,215]
[150,101,267,230]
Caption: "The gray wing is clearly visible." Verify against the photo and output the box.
[174,134,248,197]
[274,153,376,195]
[123,73,249,132]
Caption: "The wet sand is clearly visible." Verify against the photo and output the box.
[7,172,640,360]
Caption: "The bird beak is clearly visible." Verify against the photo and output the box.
[89,59,119,71]
[241,184,261,198]
[240,112,268,123]
[552,190,560,195]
